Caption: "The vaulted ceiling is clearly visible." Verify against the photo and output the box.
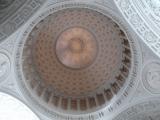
[0,0,160,120]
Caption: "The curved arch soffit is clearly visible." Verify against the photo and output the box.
[0,92,40,120]
[114,0,160,58]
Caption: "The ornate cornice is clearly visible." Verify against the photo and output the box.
[113,97,160,120]
[114,0,160,58]
[0,0,46,42]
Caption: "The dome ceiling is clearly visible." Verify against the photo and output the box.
[22,7,130,112]
[14,2,140,119]
[3,0,160,120]
[24,8,127,98]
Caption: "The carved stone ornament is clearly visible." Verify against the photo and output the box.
[113,98,160,120]
[143,61,160,94]
[0,0,46,42]
[0,52,10,83]
[114,0,160,58]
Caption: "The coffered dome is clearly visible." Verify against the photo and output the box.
[22,7,131,112]
[1,0,160,120]
[15,3,140,119]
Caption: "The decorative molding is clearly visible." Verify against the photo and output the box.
[0,0,15,10]
[113,98,160,120]
[114,0,160,58]
[142,61,160,94]
[0,51,10,83]
[0,0,46,42]
[0,37,16,54]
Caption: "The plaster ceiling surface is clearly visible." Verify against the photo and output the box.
[0,0,160,120]
[0,0,46,42]
[114,0,160,58]
[0,92,40,120]
[113,98,160,120]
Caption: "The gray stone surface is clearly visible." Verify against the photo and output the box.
[0,0,160,120]
[0,0,46,42]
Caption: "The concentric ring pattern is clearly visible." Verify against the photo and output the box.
[114,0,160,57]
[19,7,133,114]
[0,0,15,10]
[12,1,138,118]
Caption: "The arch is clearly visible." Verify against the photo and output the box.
[0,92,40,120]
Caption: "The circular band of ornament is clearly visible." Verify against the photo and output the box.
[114,0,160,58]
[14,1,141,120]
[0,0,46,42]
[0,51,10,83]
[143,61,160,94]
[113,98,160,120]
[0,0,15,10]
